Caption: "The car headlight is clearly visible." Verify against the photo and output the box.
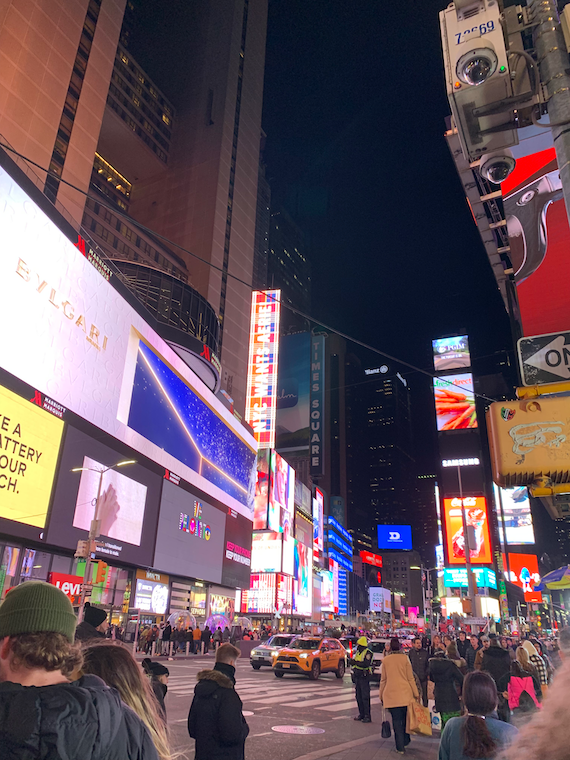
[456,47,498,86]
[271,651,279,657]
[299,653,309,658]
[252,650,260,656]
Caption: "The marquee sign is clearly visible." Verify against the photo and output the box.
[245,290,281,448]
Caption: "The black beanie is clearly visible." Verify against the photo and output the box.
[83,602,107,628]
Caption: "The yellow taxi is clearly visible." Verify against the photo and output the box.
[273,636,346,680]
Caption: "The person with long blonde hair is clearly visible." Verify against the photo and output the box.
[82,641,173,760]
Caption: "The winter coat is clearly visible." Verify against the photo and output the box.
[505,674,541,711]
[456,639,469,659]
[188,665,249,760]
[429,655,464,713]
[151,679,167,723]
[201,628,212,644]
[379,652,419,708]
[75,621,106,644]
[0,674,158,760]
[408,648,429,682]
[481,645,511,684]
[162,624,172,642]
[438,715,518,760]
[474,647,485,670]
[463,644,476,671]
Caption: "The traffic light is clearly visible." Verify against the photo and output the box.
[95,561,108,584]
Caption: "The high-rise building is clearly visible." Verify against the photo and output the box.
[0,0,268,414]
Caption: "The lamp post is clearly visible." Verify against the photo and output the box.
[72,459,136,621]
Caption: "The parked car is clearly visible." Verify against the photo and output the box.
[273,637,346,680]
[250,634,296,669]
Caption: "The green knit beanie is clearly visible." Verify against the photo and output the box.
[0,581,77,643]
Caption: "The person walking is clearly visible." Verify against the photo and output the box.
[0,581,159,760]
[379,637,419,754]
[223,626,231,643]
[456,631,469,659]
[74,602,108,643]
[142,658,170,723]
[481,635,511,721]
[431,634,445,656]
[188,643,249,760]
[429,647,464,728]
[83,643,172,759]
[438,671,518,760]
[193,625,202,654]
[408,637,429,707]
[474,635,489,670]
[162,622,172,656]
[201,625,212,654]
[521,639,548,695]
[213,626,223,650]
[497,657,541,720]
[351,635,374,722]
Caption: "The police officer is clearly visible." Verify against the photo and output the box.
[352,636,374,722]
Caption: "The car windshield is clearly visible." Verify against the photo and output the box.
[290,639,321,650]
[369,642,386,653]
[270,636,292,647]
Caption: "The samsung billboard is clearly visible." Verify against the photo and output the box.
[377,525,412,551]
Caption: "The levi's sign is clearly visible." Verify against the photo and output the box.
[518,331,570,386]
[47,572,83,601]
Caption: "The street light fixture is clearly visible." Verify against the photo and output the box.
[72,459,136,621]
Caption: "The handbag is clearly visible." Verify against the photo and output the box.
[407,701,432,737]
[381,708,392,739]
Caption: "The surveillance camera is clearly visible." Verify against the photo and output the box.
[456,47,498,87]
[479,150,516,184]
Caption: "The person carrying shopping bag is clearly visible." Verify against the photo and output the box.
[379,637,419,755]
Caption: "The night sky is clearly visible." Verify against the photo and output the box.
[129,0,514,469]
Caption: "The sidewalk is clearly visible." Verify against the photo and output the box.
[294,733,440,760]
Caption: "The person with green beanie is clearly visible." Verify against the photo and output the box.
[0,581,159,760]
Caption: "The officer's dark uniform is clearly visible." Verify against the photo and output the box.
[352,637,374,722]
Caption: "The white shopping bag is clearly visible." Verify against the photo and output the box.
[428,699,441,732]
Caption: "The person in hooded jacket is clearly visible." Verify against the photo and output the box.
[188,642,249,760]
[0,581,158,760]
[481,636,512,722]
[497,658,541,719]
[428,648,464,728]
[521,639,548,694]
[75,601,108,643]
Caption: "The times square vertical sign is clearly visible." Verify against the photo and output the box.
[245,290,281,448]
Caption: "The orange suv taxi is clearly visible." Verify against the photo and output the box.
[273,637,346,680]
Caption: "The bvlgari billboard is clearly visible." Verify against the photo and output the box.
[0,166,257,520]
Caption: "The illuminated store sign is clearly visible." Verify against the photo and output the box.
[245,290,281,448]
[360,551,383,568]
[442,458,480,467]
[309,336,325,475]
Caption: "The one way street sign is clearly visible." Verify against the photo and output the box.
[518,331,570,386]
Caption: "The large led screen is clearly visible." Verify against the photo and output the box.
[47,426,161,566]
[313,487,324,560]
[276,332,311,450]
[433,374,477,431]
[432,336,471,372]
[250,532,282,573]
[269,450,295,535]
[253,449,270,530]
[503,552,542,603]
[153,479,226,583]
[495,485,535,545]
[247,573,276,614]
[443,496,492,565]
[221,510,252,590]
[293,539,312,616]
[377,525,412,551]
[321,569,334,613]
[0,382,63,531]
[0,165,257,520]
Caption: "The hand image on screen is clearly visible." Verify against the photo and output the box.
[97,483,120,537]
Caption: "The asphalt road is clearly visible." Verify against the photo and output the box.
[162,655,440,760]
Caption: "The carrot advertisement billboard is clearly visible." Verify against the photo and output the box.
[443,496,492,565]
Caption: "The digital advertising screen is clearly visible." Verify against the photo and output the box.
[153,479,226,583]
[134,570,169,614]
[313,487,324,560]
[253,449,270,530]
[360,551,383,568]
[443,496,492,565]
[0,382,63,533]
[293,539,312,616]
[47,426,162,566]
[377,525,412,551]
[432,336,471,372]
[276,332,311,450]
[494,485,536,545]
[321,569,334,613]
[0,164,257,521]
[268,450,295,535]
[295,509,313,548]
[245,289,281,449]
[433,374,477,431]
[221,508,253,590]
[250,532,282,573]
[282,534,295,576]
[503,553,542,603]
[247,573,276,614]
[443,567,497,590]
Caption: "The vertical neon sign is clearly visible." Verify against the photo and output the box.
[245,290,281,448]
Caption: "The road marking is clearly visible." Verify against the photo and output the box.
[291,734,380,760]
[317,697,381,712]
[251,732,273,737]
[280,693,354,709]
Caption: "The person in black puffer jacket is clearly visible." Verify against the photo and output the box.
[428,649,464,728]
[188,643,249,760]
[0,582,158,760]
[482,636,512,721]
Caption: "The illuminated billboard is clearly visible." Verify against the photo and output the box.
[313,487,324,561]
[134,569,169,615]
[253,449,270,530]
[434,374,477,431]
[443,496,492,565]
[360,551,382,568]
[250,532,282,573]
[494,485,535,545]
[247,573,276,614]
[293,540,312,616]
[0,166,257,519]
[276,332,311,450]
[503,552,542,603]
[432,336,471,372]
[321,568,334,613]
[309,335,325,476]
[377,525,412,551]
[245,289,281,449]
[0,383,63,530]
[443,567,497,589]
[269,450,295,535]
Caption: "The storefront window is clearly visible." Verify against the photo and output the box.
[20,549,51,581]
[50,555,72,575]
[0,545,20,600]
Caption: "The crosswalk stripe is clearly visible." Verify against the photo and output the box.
[316,696,381,712]
[281,692,354,708]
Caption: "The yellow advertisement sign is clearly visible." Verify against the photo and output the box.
[0,385,64,527]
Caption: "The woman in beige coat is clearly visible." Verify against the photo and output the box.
[380,637,419,754]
